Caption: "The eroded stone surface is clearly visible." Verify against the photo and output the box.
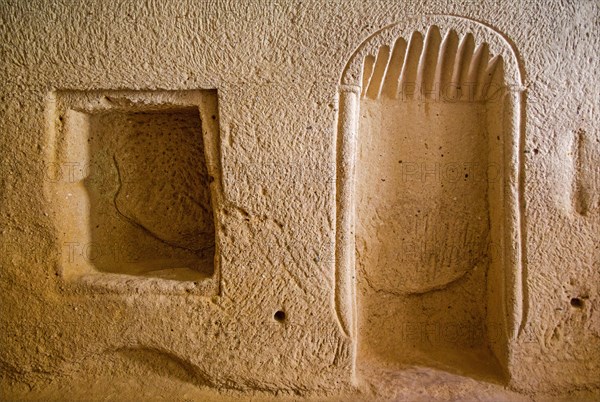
[110,109,214,252]
[0,1,598,400]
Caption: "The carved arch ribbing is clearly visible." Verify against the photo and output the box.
[333,16,526,378]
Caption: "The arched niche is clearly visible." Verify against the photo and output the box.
[334,15,525,379]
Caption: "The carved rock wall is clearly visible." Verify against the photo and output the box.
[0,0,598,399]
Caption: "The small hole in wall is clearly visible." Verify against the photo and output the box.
[274,310,286,323]
[570,297,583,308]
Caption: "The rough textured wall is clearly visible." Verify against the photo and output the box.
[0,0,598,399]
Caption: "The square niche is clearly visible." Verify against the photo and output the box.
[49,90,222,295]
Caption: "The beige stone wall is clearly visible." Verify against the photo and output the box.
[0,0,598,399]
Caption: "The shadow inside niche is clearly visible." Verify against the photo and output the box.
[80,107,215,281]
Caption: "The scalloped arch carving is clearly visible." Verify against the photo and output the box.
[334,15,525,380]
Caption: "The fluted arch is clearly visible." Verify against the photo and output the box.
[334,15,526,379]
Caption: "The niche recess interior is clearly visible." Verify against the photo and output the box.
[48,90,222,295]
[334,16,525,380]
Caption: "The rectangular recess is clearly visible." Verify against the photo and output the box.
[47,90,222,296]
